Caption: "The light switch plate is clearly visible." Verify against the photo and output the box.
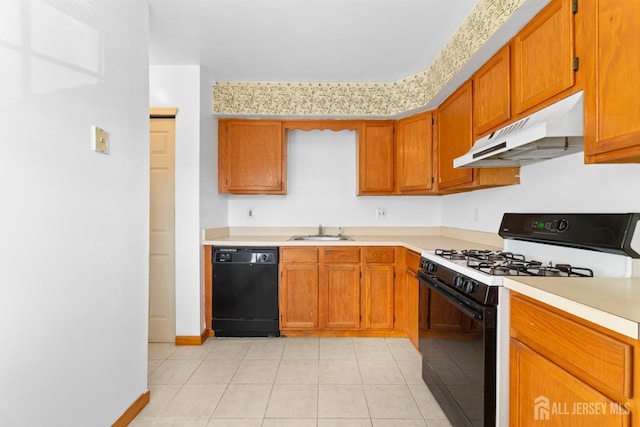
[92,126,109,154]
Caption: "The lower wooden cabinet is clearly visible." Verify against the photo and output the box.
[510,292,638,426]
[404,250,421,348]
[279,246,400,334]
[362,247,396,330]
[280,263,319,329]
[321,249,361,330]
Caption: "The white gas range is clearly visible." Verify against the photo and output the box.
[416,213,640,427]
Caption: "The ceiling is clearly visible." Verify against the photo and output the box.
[148,0,480,84]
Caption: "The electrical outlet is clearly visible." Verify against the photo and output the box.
[376,207,387,219]
[92,126,109,154]
[247,208,255,219]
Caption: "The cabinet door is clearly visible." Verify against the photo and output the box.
[512,0,575,115]
[404,250,421,348]
[396,111,434,194]
[363,264,395,330]
[321,264,361,329]
[584,0,640,163]
[280,263,319,329]
[218,120,286,194]
[473,45,511,135]
[358,121,395,194]
[510,340,631,426]
[405,269,419,348]
[436,81,474,190]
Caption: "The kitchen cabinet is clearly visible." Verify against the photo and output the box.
[280,247,361,332]
[395,111,435,194]
[512,0,577,115]
[436,80,520,192]
[279,246,405,335]
[583,0,640,163]
[357,121,395,194]
[358,116,436,195]
[279,248,319,329]
[218,119,287,194]
[362,247,395,330]
[404,249,420,348]
[510,292,638,426]
[473,45,511,136]
[321,248,361,330]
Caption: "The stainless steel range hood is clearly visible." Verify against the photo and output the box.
[454,91,584,168]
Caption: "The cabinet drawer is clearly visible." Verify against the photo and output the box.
[364,247,395,263]
[322,247,361,263]
[280,247,318,263]
[511,294,633,398]
[405,250,421,272]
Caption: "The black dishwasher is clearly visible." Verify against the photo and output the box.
[212,247,279,337]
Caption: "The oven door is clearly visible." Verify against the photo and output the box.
[417,272,496,427]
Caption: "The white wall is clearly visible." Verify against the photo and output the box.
[150,65,226,336]
[0,1,149,425]
[442,152,640,232]
[227,129,443,228]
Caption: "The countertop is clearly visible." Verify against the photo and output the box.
[201,226,504,254]
[203,226,640,340]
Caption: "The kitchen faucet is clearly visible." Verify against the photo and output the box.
[318,224,323,235]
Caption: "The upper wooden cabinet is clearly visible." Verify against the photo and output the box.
[357,121,395,194]
[218,119,287,194]
[583,0,640,163]
[395,111,435,194]
[358,116,436,195]
[473,45,511,136]
[436,81,520,192]
[436,81,475,190]
[512,0,576,115]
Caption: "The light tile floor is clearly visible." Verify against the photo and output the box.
[133,337,452,427]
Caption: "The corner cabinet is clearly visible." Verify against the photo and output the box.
[583,0,640,163]
[218,119,287,194]
[510,292,638,426]
[436,81,520,192]
[404,249,421,348]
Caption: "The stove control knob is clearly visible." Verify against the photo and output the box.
[557,218,569,232]
[463,279,477,293]
[453,275,465,289]
[426,262,437,273]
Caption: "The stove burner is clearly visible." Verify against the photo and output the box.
[434,249,594,278]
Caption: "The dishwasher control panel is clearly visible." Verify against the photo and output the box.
[213,247,278,264]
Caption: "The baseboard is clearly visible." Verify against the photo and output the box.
[175,329,209,346]
[112,389,150,427]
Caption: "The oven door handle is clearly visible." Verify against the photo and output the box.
[416,273,485,322]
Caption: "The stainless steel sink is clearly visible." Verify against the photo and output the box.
[289,235,353,241]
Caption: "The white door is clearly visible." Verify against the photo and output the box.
[149,114,176,342]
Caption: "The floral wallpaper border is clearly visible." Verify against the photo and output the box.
[213,0,526,117]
